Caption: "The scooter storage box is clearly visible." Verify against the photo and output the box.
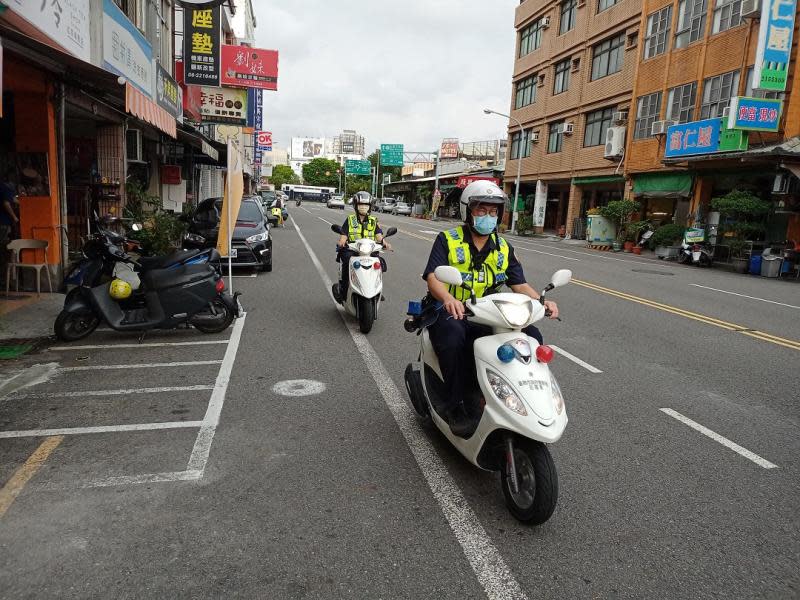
[142,264,214,290]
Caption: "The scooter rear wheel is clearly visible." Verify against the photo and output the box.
[501,439,558,525]
[191,299,234,334]
[54,309,100,342]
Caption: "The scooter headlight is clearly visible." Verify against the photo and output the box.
[486,369,527,416]
[358,241,375,255]
[246,232,269,243]
[493,299,533,327]
[550,373,564,415]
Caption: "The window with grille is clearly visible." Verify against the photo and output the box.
[560,0,578,34]
[675,0,707,48]
[634,92,662,139]
[713,0,743,33]
[510,130,532,159]
[515,76,537,109]
[667,82,697,122]
[554,59,571,94]
[745,66,782,99]
[519,18,546,57]
[599,0,618,12]
[700,70,740,118]
[548,122,564,153]
[584,108,614,147]
[591,33,625,80]
[644,6,672,59]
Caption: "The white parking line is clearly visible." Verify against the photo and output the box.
[49,340,229,351]
[660,408,779,469]
[57,360,223,372]
[7,385,214,400]
[292,217,529,600]
[0,421,203,439]
[233,274,258,278]
[549,345,603,373]
[689,284,800,309]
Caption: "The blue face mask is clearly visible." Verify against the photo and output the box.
[473,215,498,235]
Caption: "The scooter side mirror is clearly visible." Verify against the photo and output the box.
[384,227,397,238]
[331,224,344,235]
[434,265,464,287]
[549,269,572,289]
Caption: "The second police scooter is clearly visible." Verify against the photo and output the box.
[404,265,572,525]
[330,224,396,334]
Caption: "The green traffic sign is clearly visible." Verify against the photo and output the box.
[380,144,404,167]
[346,159,372,176]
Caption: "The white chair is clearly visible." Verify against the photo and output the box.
[5,239,53,297]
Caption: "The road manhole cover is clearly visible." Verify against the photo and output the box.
[272,379,327,397]
[631,269,674,276]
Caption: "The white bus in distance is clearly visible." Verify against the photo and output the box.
[281,184,337,203]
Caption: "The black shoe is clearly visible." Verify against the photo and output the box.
[332,283,342,303]
[447,405,474,439]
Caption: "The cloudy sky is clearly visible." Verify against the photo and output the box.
[251,0,519,155]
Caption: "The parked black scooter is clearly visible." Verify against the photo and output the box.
[55,237,240,342]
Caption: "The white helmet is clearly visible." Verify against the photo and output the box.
[459,180,507,222]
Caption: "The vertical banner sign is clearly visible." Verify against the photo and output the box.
[183,5,221,86]
[218,139,245,288]
[533,181,547,227]
[753,0,797,91]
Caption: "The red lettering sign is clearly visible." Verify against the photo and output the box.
[220,45,279,91]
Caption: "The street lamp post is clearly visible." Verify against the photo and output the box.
[484,108,524,235]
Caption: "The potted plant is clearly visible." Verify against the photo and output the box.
[727,238,749,273]
[626,220,649,254]
[711,190,770,270]
[516,213,533,235]
[650,223,685,259]
[599,200,640,252]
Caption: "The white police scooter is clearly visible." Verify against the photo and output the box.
[404,265,572,525]
[330,224,396,333]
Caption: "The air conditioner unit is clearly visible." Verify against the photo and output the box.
[541,16,551,28]
[773,173,791,194]
[563,122,575,135]
[651,120,676,136]
[126,129,143,162]
[613,110,629,124]
[531,131,541,143]
[604,126,626,159]
[741,0,761,18]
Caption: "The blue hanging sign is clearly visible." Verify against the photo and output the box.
[727,97,782,132]
[664,119,722,158]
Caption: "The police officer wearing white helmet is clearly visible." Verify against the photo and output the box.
[422,180,559,437]
[333,191,391,302]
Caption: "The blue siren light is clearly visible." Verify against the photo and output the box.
[497,344,515,363]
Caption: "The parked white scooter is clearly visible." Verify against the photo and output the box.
[404,265,572,525]
[331,224,397,333]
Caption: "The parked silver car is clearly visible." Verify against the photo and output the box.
[376,198,397,213]
[391,201,412,216]
[327,195,345,209]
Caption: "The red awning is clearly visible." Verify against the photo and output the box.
[125,83,177,139]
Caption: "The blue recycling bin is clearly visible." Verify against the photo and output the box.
[749,255,762,275]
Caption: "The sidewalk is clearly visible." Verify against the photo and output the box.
[0,293,64,358]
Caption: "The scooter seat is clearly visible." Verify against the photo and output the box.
[139,249,204,270]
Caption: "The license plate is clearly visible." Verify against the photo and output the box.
[228,248,238,258]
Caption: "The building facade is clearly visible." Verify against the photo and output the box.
[332,129,366,158]
[505,0,642,235]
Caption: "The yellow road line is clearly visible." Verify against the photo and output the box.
[572,278,800,352]
[0,436,63,518]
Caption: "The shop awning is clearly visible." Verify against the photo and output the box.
[632,172,693,198]
[125,83,177,139]
[177,123,222,162]
[572,175,624,185]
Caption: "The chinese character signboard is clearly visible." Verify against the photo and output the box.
[246,88,263,128]
[155,62,181,119]
[753,0,797,91]
[221,46,279,91]
[7,0,90,61]
[346,159,372,176]
[183,5,221,86]
[103,0,152,97]
[199,87,247,125]
[380,144,404,167]
[664,119,723,158]
[440,138,459,159]
[456,176,501,189]
[727,97,782,132]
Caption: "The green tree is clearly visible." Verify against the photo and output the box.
[344,175,372,196]
[269,164,300,190]
[302,158,341,187]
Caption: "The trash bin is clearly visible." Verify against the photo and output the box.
[761,256,783,278]
[749,254,762,275]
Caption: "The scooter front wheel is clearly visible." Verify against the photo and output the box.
[54,309,100,342]
[357,296,375,334]
[501,438,558,525]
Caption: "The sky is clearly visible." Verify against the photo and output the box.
[251,0,519,155]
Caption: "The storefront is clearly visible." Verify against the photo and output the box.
[631,172,694,228]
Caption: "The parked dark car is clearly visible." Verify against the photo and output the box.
[184,197,273,272]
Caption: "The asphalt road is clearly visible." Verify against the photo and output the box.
[0,203,798,599]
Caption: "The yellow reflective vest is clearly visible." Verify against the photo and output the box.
[442,226,510,301]
[347,214,378,242]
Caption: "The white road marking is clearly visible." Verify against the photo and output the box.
[57,360,223,372]
[292,217,529,600]
[186,313,247,474]
[549,345,603,374]
[317,215,334,225]
[233,274,258,278]
[660,408,779,469]
[689,284,800,309]
[7,385,214,400]
[73,470,203,489]
[272,379,327,397]
[49,340,229,351]
[419,229,439,234]
[0,421,203,439]
[512,243,581,262]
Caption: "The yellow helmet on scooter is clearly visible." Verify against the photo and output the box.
[109,278,132,300]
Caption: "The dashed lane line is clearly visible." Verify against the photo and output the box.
[689,284,800,310]
[549,345,603,373]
